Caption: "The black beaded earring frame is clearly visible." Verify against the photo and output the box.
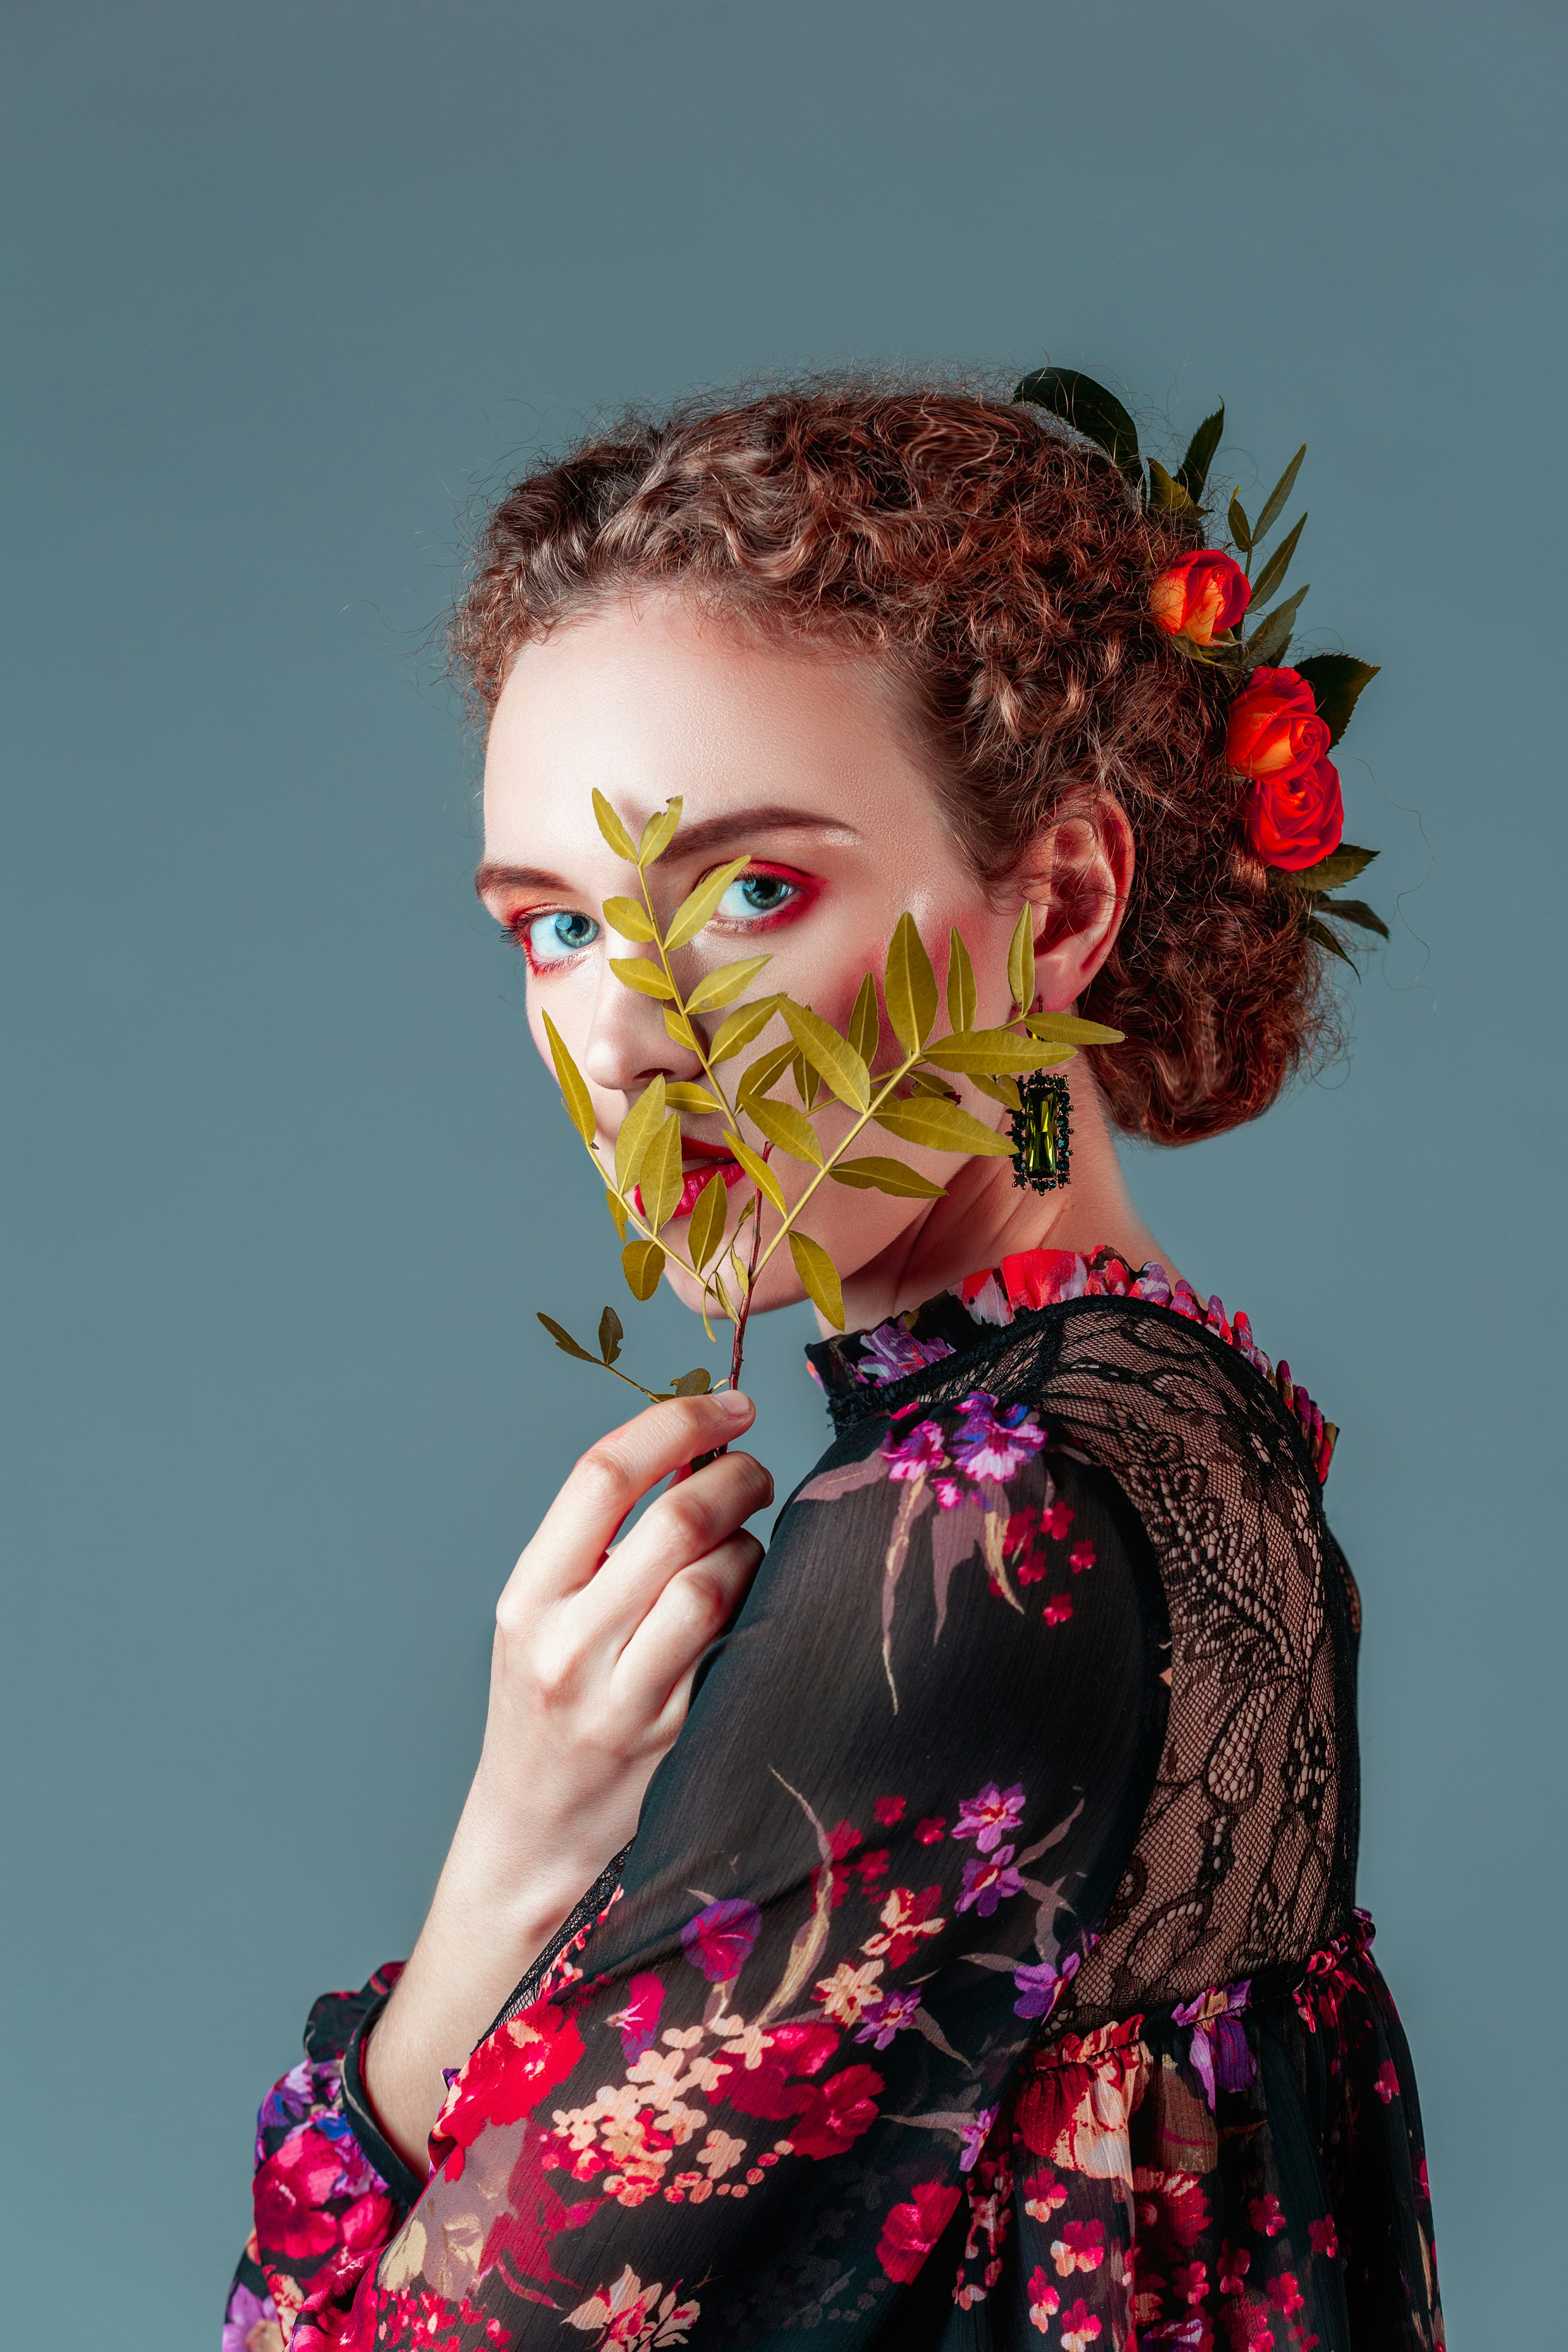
[1010,1071,1072,1192]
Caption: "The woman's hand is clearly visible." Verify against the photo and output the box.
[363,1387,770,2171]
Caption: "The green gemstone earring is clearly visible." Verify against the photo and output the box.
[1010,1071,1072,1191]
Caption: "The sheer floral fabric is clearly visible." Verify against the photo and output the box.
[228,1246,1442,2351]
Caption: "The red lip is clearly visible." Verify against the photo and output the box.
[630,1151,747,1224]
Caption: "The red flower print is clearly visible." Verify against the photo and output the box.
[828,1820,863,1860]
[1027,2265,1061,2331]
[609,1974,664,2063]
[1249,2194,1285,2238]
[254,2127,344,2261]
[1373,2061,1399,2103]
[1022,2169,1068,2221]
[1218,2243,1251,2294]
[1069,1540,1097,1573]
[1051,2218,1106,2276]
[876,2180,962,2283]
[1043,1595,1073,1625]
[1005,1507,1040,1554]
[1171,2260,1209,2306]
[1307,2216,1338,2260]
[787,2062,883,2159]
[864,1883,945,1966]
[1043,1500,1075,1540]
[856,1848,890,1888]
[1267,2272,1304,2318]
[681,1898,762,1982]
[1060,2296,1104,2351]
[916,1816,946,1844]
[1017,1553,1048,1586]
[714,2021,839,2120]
[874,1796,906,1826]
[430,1999,587,2180]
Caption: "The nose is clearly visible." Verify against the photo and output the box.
[580,948,707,1100]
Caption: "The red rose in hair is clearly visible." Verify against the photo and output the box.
[1150,548,1252,646]
[1226,666,1328,782]
[1246,751,1343,870]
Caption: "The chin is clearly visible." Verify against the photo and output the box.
[660,1251,809,1323]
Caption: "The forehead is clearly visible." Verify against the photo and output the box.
[481,595,935,861]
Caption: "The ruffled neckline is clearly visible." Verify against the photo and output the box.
[806,1242,1336,1483]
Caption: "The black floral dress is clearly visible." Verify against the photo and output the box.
[226,1246,1442,2352]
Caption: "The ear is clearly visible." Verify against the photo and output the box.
[1015,798,1133,1011]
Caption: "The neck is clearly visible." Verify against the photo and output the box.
[835,1066,1180,1335]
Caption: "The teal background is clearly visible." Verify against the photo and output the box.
[3,3,1561,2341]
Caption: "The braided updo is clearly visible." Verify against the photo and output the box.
[453,379,1330,1144]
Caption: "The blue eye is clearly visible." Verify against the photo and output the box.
[524,910,600,967]
[715,872,802,923]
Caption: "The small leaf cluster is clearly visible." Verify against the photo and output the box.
[538,794,1120,1393]
[1014,366,1387,959]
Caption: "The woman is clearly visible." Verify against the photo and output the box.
[227,383,1441,2350]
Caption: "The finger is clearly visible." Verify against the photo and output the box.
[614,1530,766,1722]
[508,1390,756,1605]
[576,1449,774,1645]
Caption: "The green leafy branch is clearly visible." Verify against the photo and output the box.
[537,794,1121,1398]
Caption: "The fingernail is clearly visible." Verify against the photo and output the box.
[716,1389,753,1420]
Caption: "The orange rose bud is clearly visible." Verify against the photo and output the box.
[1225,666,1330,780]
[1246,751,1344,872]
[1149,548,1251,648]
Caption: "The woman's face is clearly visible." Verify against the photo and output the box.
[477,594,1030,1320]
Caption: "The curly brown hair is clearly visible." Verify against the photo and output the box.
[453,379,1329,1144]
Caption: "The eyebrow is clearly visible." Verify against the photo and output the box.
[473,804,861,900]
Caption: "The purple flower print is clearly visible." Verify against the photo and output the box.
[958,2103,1000,2172]
[954,1781,1026,1853]
[860,1322,956,1383]
[950,1392,1048,1484]
[1013,1949,1080,2021]
[1173,1981,1255,2108]
[224,2282,280,2352]
[854,1987,923,2051]
[881,1419,948,1481]
[610,1971,665,2061]
[681,1898,762,1982]
[956,1844,1024,1918]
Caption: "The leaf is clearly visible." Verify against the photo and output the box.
[875,1097,1013,1156]
[884,913,939,1054]
[1024,1010,1124,1045]
[1253,445,1306,544]
[781,1001,872,1111]
[670,1366,712,1395]
[748,1096,824,1166]
[591,789,638,863]
[970,1072,1024,1111]
[907,1070,961,1099]
[924,1028,1071,1076]
[1289,841,1378,892]
[610,956,677,1001]
[664,1083,724,1114]
[598,1305,624,1364]
[1293,654,1381,747]
[736,1039,798,1107]
[1146,457,1197,516]
[537,1312,595,1362]
[622,1237,665,1300]
[664,1007,699,1050]
[601,894,657,944]
[605,1186,629,1241]
[542,1012,597,1146]
[1247,511,1307,611]
[684,954,774,1014]
[1176,403,1225,500]
[1319,896,1389,938]
[637,798,683,865]
[727,1134,787,1214]
[1306,914,1357,969]
[946,929,977,1033]
[614,1075,667,1194]
[1007,904,1036,1014]
[709,994,783,1063]
[664,857,750,951]
[788,1229,845,1328]
[1014,366,1140,476]
[1228,492,1253,552]
[640,1111,685,1232]
[793,1050,821,1111]
[1245,583,1310,668]
[687,1166,728,1270]
[848,971,881,1068]
[829,1155,947,1198]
